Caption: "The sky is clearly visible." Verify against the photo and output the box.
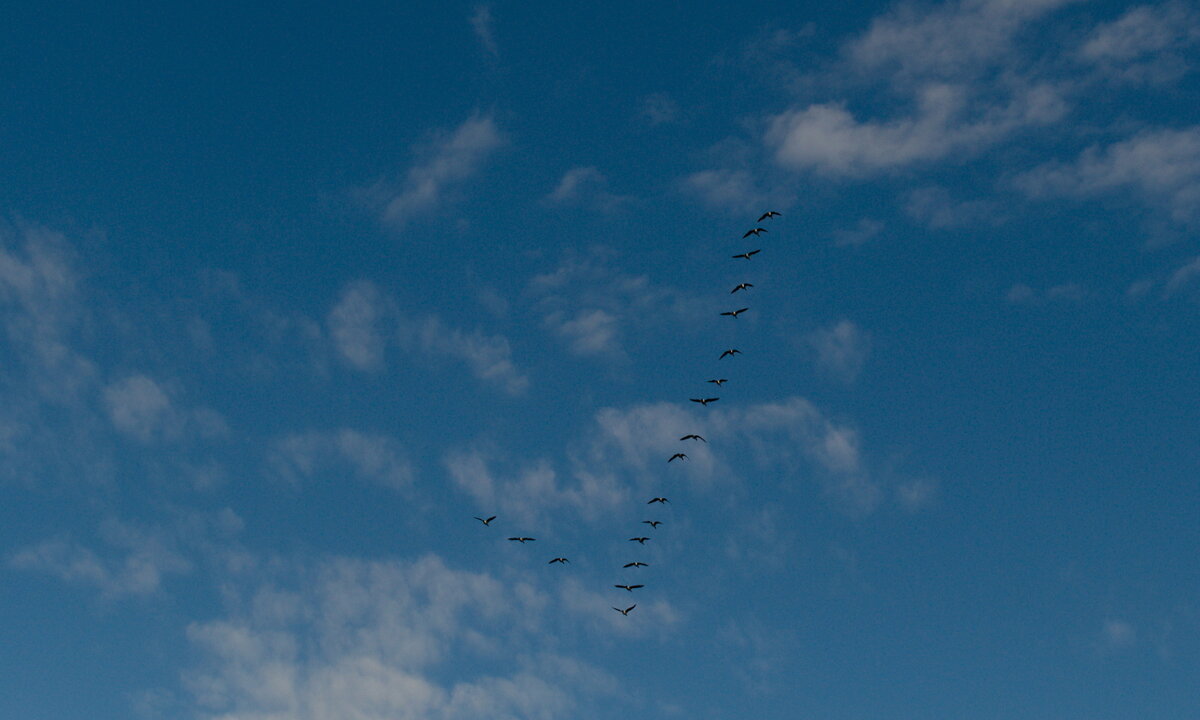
[1,1,1199,718]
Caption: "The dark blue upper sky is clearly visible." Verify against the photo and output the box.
[2,1,1198,718]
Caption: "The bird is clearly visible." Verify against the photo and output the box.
[719,349,742,359]
[642,520,663,529]
[507,537,536,543]
[720,308,749,319]
[680,434,706,442]
[612,604,636,616]
[668,453,687,462]
[629,537,650,544]
[647,497,669,504]
[731,283,753,294]
[707,378,727,387]
[732,249,761,260]
[614,584,645,592]
[758,211,782,221]
[624,561,650,568]
[548,557,569,564]
[473,515,496,526]
[690,397,719,406]
[742,228,768,238]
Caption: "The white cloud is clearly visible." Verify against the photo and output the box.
[682,169,766,214]
[185,554,616,720]
[1016,126,1200,225]
[906,186,1000,229]
[807,320,871,382]
[363,115,505,229]
[102,374,228,444]
[419,317,529,395]
[832,218,884,247]
[269,429,414,491]
[1164,256,1200,296]
[640,93,680,125]
[1079,1,1200,82]
[767,81,1067,177]
[896,477,939,512]
[10,519,191,599]
[328,281,388,371]
[469,5,498,56]
[545,166,629,210]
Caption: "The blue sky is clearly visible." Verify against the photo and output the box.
[2,1,1199,718]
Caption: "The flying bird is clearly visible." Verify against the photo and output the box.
[642,520,663,529]
[668,453,687,462]
[720,308,749,319]
[614,584,645,592]
[680,434,706,442]
[548,557,569,564]
[707,378,727,387]
[742,228,768,238]
[613,604,636,615]
[719,349,742,359]
[690,397,719,406]
[758,211,782,221]
[624,561,650,568]
[647,497,669,504]
[507,537,536,543]
[731,283,753,294]
[731,249,761,260]
[629,537,650,544]
[473,515,496,526]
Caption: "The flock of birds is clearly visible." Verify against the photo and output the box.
[474,210,782,616]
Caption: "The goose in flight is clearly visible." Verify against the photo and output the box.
[629,536,650,544]
[719,349,742,359]
[507,537,536,543]
[668,453,687,462]
[731,283,753,294]
[624,561,650,568]
[690,397,719,406]
[742,228,768,238]
[613,604,636,615]
[720,307,749,319]
[758,211,781,221]
[679,434,706,442]
[614,584,645,592]
[642,520,663,528]
[474,515,496,526]
[707,378,727,387]
[548,557,569,564]
[647,497,669,504]
[732,249,761,260]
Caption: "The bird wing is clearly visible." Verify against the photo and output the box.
[631,585,644,589]
[626,604,636,612]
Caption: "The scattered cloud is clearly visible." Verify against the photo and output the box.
[896,477,939,512]
[1016,126,1200,225]
[469,5,498,56]
[682,169,766,214]
[1164,255,1200,296]
[269,429,415,491]
[1102,618,1137,650]
[905,186,1000,229]
[1005,282,1087,304]
[1079,2,1200,83]
[545,166,629,210]
[419,316,529,395]
[640,93,680,125]
[328,281,389,371]
[361,115,505,229]
[807,320,871,382]
[832,218,884,247]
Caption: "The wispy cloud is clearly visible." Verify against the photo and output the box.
[1005,282,1087,304]
[807,320,871,382]
[327,281,390,371]
[682,169,766,215]
[545,166,630,211]
[269,429,415,491]
[1016,126,1200,225]
[469,5,499,56]
[640,93,680,126]
[360,115,505,229]
[1079,2,1200,83]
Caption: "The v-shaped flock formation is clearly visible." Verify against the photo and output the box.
[474,210,782,616]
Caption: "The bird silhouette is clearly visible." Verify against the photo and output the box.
[680,434,706,442]
[731,283,753,294]
[474,515,496,526]
[742,228,768,238]
[548,557,569,564]
[732,249,761,260]
[668,453,687,462]
[758,211,782,221]
[614,584,645,592]
[719,349,742,359]
[647,497,669,504]
[690,397,719,406]
[642,520,663,528]
[613,604,636,615]
[720,308,749,319]
[707,378,728,387]
[507,537,536,543]
[624,561,650,568]
[629,537,650,544]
